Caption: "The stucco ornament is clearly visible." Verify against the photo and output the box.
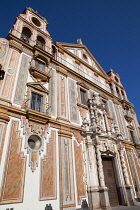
[0,38,9,58]
[21,117,49,172]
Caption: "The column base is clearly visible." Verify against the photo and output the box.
[87,187,111,210]
[99,187,112,210]
[125,185,137,206]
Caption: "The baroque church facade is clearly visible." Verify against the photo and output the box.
[0,7,140,210]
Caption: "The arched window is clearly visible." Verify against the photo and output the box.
[109,83,114,94]
[52,45,56,59]
[36,36,45,50]
[121,90,125,100]
[114,76,119,83]
[20,27,31,43]
[116,87,121,98]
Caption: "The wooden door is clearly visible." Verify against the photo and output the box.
[102,157,119,207]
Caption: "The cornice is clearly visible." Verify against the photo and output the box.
[125,115,133,123]
[0,103,83,131]
[51,58,130,107]
[50,119,83,132]
[77,81,89,90]
[26,109,51,124]
[56,117,70,123]
[121,100,134,109]
[27,82,49,94]
[23,7,48,24]
[0,97,12,105]
[29,66,51,81]
[127,124,134,130]
[58,129,72,138]
[107,69,120,78]
[7,33,33,52]
[110,79,124,89]
[123,140,134,151]
[135,144,140,150]
[0,107,10,123]
[9,40,23,53]
[56,66,68,77]
[33,45,53,61]
[77,102,88,110]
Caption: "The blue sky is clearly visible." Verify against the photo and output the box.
[0,0,140,120]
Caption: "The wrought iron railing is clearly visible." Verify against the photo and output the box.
[9,28,52,54]
[55,55,112,92]
[9,28,132,103]
[25,99,50,114]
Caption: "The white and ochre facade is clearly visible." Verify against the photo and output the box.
[0,7,140,210]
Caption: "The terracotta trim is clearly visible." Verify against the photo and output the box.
[56,117,70,122]
[62,204,76,208]
[56,66,68,77]
[77,81,89,90]
[77,102,88,110]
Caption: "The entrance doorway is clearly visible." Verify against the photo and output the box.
[102,157,119,207]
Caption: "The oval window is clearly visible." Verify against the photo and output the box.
[28,135,42,150]
[32,17,41,27]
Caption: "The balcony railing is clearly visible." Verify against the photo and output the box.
[9,28,52,54]
[20,33,30,44]
[55,55,111,92]
[9,28,132,102]
[25,99,50,114]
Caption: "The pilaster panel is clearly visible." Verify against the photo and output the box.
[14,54,30,105]
[0,120,26,204]
[68,78,79,123]
[0,123,7,163]
[74,140,86,204]
[61,136,75,208]
[40,130,56,200]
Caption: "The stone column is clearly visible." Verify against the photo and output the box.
[82,119,101,210]
[95,138,111,210]
[119,147,136,205]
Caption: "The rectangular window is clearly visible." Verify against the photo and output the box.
[80,88,87,105]
[102,99,109,114]
[31,92,43,112]
[130,130,135,143]
[35,60,45,71]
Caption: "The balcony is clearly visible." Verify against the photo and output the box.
[29,65,51,81]
[124,110,133,122]
[25,99,51,124]
[8,28,52,54]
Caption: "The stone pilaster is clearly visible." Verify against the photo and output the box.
[119,146,136,205]
[82,119,101,209]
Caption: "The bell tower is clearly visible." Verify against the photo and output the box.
[8,7,52,54]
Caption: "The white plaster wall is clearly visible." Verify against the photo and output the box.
[0,124,60,210]
[0,118,12,186]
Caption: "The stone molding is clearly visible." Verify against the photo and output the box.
[9,40,23,53]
